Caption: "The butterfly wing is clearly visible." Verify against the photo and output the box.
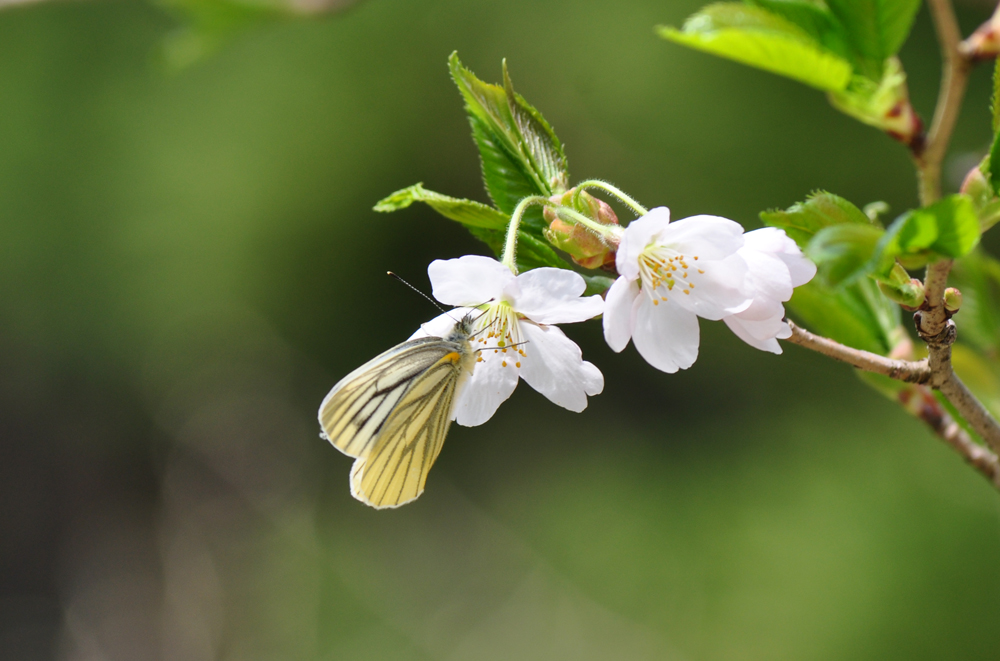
[318,337,454,459]
[349,348,465,508]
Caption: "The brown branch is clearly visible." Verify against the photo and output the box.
[785,321,930,383]
[917,0,972,206]
[902,385,1000,488]
[785,321,1000,489]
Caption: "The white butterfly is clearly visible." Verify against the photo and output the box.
[318,313,478,508]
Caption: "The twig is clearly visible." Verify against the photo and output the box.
[917,0,972,206]
[901,385,1000,488]
[785,321,930,383]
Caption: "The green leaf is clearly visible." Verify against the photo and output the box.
[465,226,567,273]
[373,183,508,229]
[448,53,569,214]
[746,0,853,59]
[948,249,1000,356]
[657,4,853,92]
[879,195,981,264]
[760,191,872,249]
[806,222,885,285]
[788,277,899,354]
[581,274,616,297]
[993,58,1000,135]
[824,0,921,78]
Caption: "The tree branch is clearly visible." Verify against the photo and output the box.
[914,389,1000,488]
[917,0,972,206]
[785,321,930,383]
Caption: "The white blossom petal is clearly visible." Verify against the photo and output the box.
[658,215,745,260]
[510,268,604,324]
[746,228,816,287]
[408,308,475,340]
[740,249,793,303]
[631,296,700,373]
[452,352,519,427]
[670,253,752,320]
[603,276,640,352]
[519,322,603,412]
[616,207,671,279]
[428,255,514,307]
[724,316,784,354]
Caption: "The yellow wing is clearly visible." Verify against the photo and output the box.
[349,350,464,508]
[318,337,454,459]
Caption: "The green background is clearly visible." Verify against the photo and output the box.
[1,1,999,659]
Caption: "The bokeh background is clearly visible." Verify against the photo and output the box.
[2,0,1000,659]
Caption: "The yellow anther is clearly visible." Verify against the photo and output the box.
[694,255,699,260]
[515,362,521,368]
[698,269,705,274]
[653,299,659,305]
[683,290,690,295]
[502,360,507,367]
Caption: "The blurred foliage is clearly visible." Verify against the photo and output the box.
[0,1,999,660]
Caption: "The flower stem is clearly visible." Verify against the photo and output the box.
[555,205,623,243]
[501,196,549,273]
[573,180,649,216]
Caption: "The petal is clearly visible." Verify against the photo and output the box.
[408,308,475,340]
[745,228,816,287]
[671,253,752,320]
[510,268,604,324]
[617,207,671,279]
[741,248,793,303]
[632,296,700,373]
[452,351,519,427]
[519,322,603,412]
[659,215,745,260]
[724,316,784,354]
[428,255,514,307]
[731,295,785,325]
[603,276,640,352]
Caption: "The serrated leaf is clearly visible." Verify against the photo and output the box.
[465,226,568,273]
[657,3,853,92]
[373,183,508,229]
[449,53,568,214]
[882,195,981,263]
[806,223,885,285]
[788,277,898,354]
[824,0,921,78]
[760,191,872,248]
[581,275,616,297]
[747,0,853,59]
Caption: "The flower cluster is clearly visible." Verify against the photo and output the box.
[419,205,815,426]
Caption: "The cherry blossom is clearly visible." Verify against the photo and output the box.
[414,255,604,426]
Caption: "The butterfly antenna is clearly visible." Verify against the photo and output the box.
[387,271,447,314]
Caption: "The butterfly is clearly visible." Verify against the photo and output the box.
[318,313,478,508]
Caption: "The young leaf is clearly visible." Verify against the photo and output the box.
[657,3,854,92]
[449,53,569,214]
[374,183,508,229]
[880,195,981,263]
[788,277,899,354]
[824,0,921,78]
[806,223,885,285]
[747,0,852,59]
[465,226,568,273]
[760,191,872,249]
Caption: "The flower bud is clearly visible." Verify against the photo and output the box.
[960,163,992,209]
[543,189,619,269]
[944,287,963,314]
[959,7,1000,60]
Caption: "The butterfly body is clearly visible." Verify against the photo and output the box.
[319,314,477,508]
